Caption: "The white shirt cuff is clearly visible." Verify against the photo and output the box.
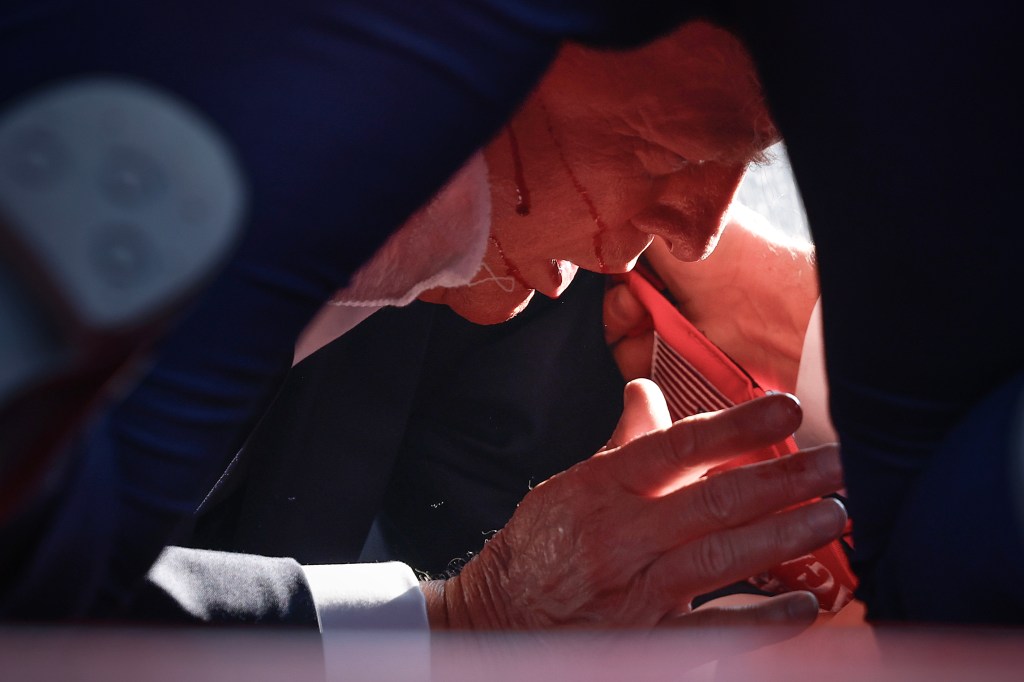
[301,561,428,631]
[302,562,430,681]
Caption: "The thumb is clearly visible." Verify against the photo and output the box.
[604,379,672,451]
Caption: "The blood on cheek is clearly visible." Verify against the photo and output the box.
[539,101,612,272]
[506,125,531,217]
[488,235,531,290]
[502,124,593,292]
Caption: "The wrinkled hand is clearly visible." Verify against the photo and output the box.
[425,381,845,630]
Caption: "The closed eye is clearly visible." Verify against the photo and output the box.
[634,143,690,176]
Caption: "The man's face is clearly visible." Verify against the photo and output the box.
[420,22,777,324]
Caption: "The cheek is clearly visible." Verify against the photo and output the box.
[553,174,658,272]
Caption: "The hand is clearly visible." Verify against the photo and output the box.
[424,383,845,630]
[603,281,654,382]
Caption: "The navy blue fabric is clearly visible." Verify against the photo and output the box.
[874,372,1024,623]
[190,300,438,565]
[723,2,1023,622]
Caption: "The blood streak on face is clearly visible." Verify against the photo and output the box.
[505,125,532,217]
[420,21,777,325]
[487,234,531,290]
[539,100,611,273]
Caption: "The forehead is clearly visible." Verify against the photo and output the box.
[540,22,776,164]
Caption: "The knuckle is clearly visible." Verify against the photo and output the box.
[770,516,800,553]
[774,460,807,504]
[696,476,741,527]
[757,454,813,507]
[655,427,691,470]
[694,534,736,579]
[680,416,711,456]
[664,416,707,466]
[631,564,663,613]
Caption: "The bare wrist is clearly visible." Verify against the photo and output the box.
[421,544,518,630]
[421,579,450,630]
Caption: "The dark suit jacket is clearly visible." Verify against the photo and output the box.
[135,546,318,626]
[190,270,625,576]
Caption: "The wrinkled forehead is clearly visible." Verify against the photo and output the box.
[541,21,777,164]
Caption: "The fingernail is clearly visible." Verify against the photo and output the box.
[767,392,801,425]
[765,390,800,406]
[786,592,820,621]
[809,498,846,537]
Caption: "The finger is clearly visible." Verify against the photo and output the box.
[604,379,672,450]
[646,498,847,606]
[643,593,819,667]
[641,444,843,548]
[611,331,653,381]
[665,591,820,630]
[600,393,802,494]
[603,282,649,344]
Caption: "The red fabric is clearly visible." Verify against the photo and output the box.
[624,269,856,611]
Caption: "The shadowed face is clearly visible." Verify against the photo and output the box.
[420,21,778,324]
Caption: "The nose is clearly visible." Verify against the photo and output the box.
[631,162,748,261]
